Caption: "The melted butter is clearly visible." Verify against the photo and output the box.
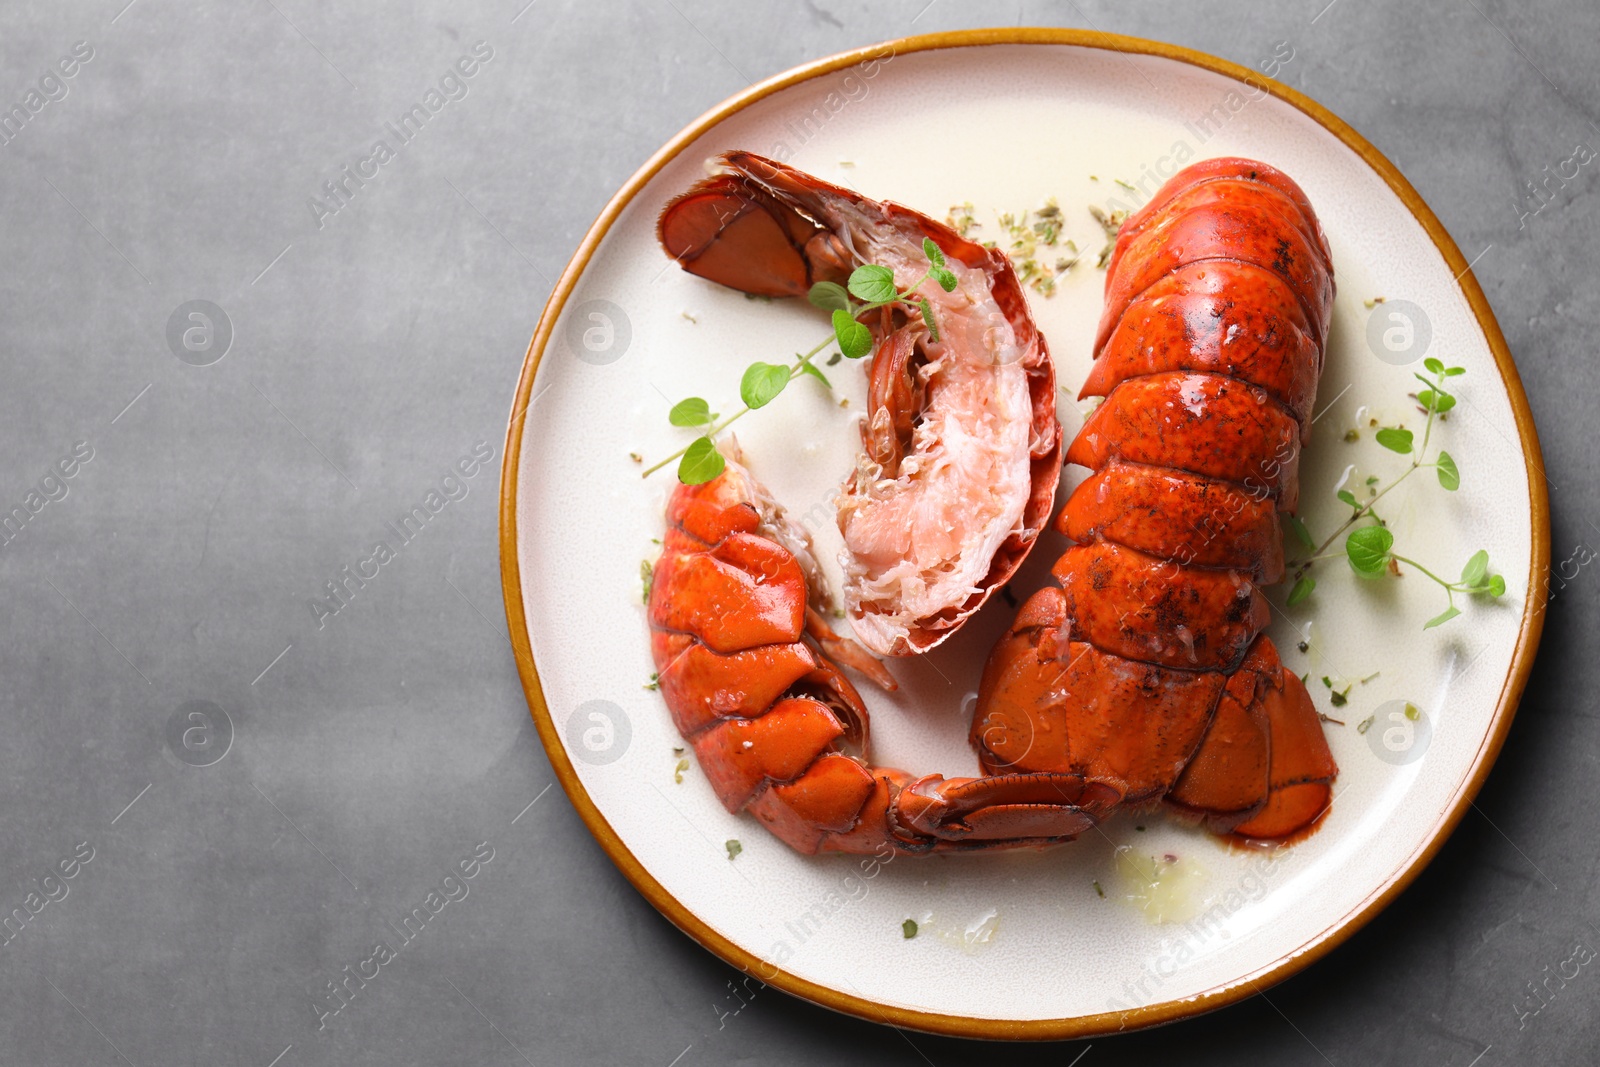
[1113,847,1207,925]
[960,690,979,721]
[919,908,1002,955]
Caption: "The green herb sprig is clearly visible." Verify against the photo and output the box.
[644,239,956,484]
[1287,359,1505,628]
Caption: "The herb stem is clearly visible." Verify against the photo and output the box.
[641,332,836,477]
[1296,468,1414,570]
[1391,553,1452,588]
[1286,367,1452,575]
[1416,371,1440,460]
[1294,367,1448,572]
[642,270,937,479]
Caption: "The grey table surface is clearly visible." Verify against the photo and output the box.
[1,1,1594,1064]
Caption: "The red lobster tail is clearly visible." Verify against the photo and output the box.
[976,157,1338,842]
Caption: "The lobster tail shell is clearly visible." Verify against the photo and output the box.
[977,157,1338,841]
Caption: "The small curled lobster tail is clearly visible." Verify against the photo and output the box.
[648,451,1116,855]
[975,158,1339,840]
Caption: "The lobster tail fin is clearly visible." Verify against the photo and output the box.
[1231,661,1336,839]
[1166,636,1337,839]
[657,174,815,297]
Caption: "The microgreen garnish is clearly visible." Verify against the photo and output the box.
[902,918,918,939]
[1288,361,1506,628]
[1345,526,1394,577]
[832,308,872,359]
[848,263,899,303]
[1374,427,1413,453]
[740,362,790,409]
[640,559,653,603]
[677,435,726,484]
[807,280,851,312]
[645,244,955,484]
[1435,450,1459,490]
[798,360,831,389]
[1287,515,1315,553]
[725,839,742,861]
[668,397,715,427]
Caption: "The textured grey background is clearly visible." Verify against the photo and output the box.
[0,1,1592,1064]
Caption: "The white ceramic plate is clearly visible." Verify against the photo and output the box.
[501,30,1547,1038]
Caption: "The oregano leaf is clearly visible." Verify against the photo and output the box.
[739,361,789,410]
[1424,605,1462,630]
[847,264,897,304]
[668,397,714,427]
[1436,451,1460,491]
[921,236,946,268]
[798,360,831,389]
[918,297,939,342]
[678,436,725,485]
[1286,515,1315,553]
[833,309,872,359]
[807,281,852,313]
[1287,576,1315,606]
[1375,427,1414,454]
[1346,526,1395,577]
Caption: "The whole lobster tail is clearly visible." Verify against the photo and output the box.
[976,157,1338,841]
[648,448,1105,855]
